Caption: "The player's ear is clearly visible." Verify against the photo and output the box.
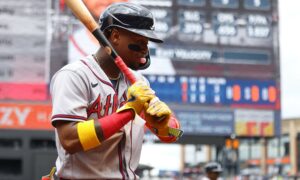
[110,28,120,45]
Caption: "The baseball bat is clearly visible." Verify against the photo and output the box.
[65,0,168,121]
[65,0,136,84]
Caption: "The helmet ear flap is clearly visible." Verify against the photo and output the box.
[138,52,151,70]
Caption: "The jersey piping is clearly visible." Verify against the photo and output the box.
[128,120,137,179]
[80,60,114,90]
[51,114,87,121]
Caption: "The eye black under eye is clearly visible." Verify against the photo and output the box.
[128,44,141,51]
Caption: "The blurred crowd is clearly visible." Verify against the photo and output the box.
[136,161,300,180]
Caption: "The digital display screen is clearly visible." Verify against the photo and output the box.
[136,0,280,137]
[146,75,278,108]
[175,109,234,136]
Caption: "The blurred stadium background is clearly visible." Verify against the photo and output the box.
[0,0,299,179]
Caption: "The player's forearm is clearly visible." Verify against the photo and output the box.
[76,110,134,152]
[55,111,134,154]
[55,121,84,154]
[96,110,134,140]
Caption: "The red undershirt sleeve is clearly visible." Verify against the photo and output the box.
[97,110,134,140]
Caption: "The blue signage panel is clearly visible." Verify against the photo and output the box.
[174,109,234,136]
[146,75,278,109]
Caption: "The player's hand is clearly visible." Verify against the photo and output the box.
[144,98,171,136]
[144,98,183,139]
[146,97,171,121]
[117,81,155,115]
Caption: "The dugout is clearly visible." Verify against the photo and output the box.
[0,129,57,180]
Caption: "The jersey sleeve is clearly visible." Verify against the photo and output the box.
[50,69,89,125]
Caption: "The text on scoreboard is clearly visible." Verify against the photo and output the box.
[146,75,278,109]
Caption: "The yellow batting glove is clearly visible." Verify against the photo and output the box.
[146,97,171,119]
[144,98,171,136]
[117,81,155,116]
[144,98,183,139]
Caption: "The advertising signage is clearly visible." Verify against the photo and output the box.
[0,0,50,101]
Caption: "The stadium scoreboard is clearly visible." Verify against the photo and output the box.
[134,0,280,138]
[0,0,280,138]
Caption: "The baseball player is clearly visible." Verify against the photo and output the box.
[201,162,224,180]
[49,2,182,179]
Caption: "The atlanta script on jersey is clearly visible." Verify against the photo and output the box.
[50,55,148,179]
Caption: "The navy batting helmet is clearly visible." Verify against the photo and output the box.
[204,162,223,173]
[99,2,163,70]
[99,2,163,43]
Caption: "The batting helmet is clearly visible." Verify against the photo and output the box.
[99,3,163,70]
[204,162,223,173]
[99,2,163,43]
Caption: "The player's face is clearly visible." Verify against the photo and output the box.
[207,172,220,180]
[113,28,149,70]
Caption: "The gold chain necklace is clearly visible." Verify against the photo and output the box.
[92,54,100,65]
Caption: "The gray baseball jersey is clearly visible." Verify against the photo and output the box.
[50,55,147,179]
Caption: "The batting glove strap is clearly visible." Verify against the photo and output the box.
[116,104,135,115]
[148,126,183,138]
[117,81,155,116]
